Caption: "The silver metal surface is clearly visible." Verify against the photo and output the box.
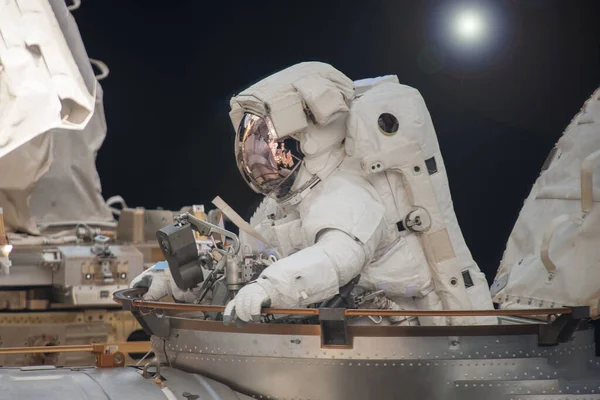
[0,366,250,400]
[151,323,600,400]
[0,310,143,367]
[54,245,143,305]
[57,245,142,286]
[225,258,243,291]
[0,263,53,286]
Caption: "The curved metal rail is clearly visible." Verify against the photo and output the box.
[114,288,578,318]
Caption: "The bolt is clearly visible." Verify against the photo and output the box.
[451,340,459,346]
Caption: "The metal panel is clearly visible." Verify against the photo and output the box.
[0,366,252,400]
[154,326,600,400]
[58,245,144,285]
[0,367,161,400]
[0,310,144,367]
[0,264,53,286]
[54,245,143,306]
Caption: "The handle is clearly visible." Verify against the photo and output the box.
[540,213,582,278]
[113,287,147,308]
[580,149,600,213]
[539,148,600,277]
[89,58,110,81]
[66,0,81,11]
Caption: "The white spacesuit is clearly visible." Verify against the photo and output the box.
[132,62,494,326]
[222,62,495,326]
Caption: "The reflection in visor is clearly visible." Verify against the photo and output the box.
[236,113,304,198]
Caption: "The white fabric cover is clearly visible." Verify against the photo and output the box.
[29,84,113,225]
[0,134,52,233]
[0,0,111,233]
[0,0,95,158]
[493,86,600,317]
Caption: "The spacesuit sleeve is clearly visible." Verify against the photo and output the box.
[255,171,386,307]
[256,227,382,307]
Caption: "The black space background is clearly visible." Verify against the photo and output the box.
[72,0,600,284]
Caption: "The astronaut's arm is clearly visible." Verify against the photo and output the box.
[224,228,371,324]
[130,262,199,303]
[256,229,367,307]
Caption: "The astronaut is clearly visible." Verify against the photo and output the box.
[132,62,495,326]
[222,62,496,326]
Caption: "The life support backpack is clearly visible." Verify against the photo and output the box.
[345,77,495,321]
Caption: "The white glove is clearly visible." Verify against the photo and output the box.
[130,262,199,303]
[0,257,10,275]
[223,283,271,325]
[130,264,170,301]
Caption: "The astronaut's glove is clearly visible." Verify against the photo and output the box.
[130,262,198,303]
[0,257,11,275]
[130,263,171,301]
[223,282,271,326]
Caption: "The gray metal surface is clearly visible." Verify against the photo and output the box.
[57,245,143,286]
[0,263,53,286]
[151,323,600,400]
[52,245,143,306]
[0,310,143,367]
[0,366,250,400]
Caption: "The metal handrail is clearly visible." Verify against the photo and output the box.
[114,288,576,318]
[0,341,151,355]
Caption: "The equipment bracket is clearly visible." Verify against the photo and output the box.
[319,308,352,348]
[538,306,590,346]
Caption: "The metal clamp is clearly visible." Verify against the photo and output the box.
[41,249,62,271]
[92,235,112,257]
[538,306,590,346]
[401,207,432,233]
[142,361,161,379]
[319,308,352,348]
[355,290,385,306]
